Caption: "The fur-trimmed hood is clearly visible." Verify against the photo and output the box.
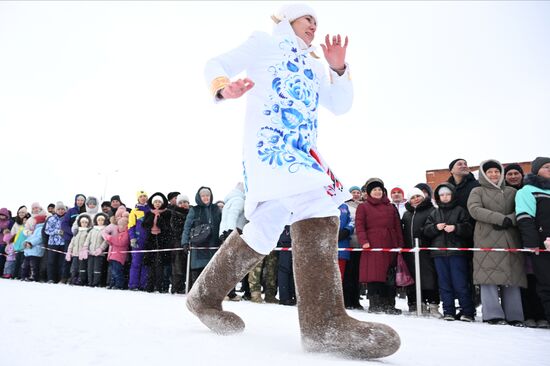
[524,173,550,190]
[478,159,505,190]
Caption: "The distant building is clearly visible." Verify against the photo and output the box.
[425,161,532,192]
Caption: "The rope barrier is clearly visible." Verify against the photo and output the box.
[39,245,550,256]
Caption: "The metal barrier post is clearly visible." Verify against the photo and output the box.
[414,238,422,316]
[185,247,191,294]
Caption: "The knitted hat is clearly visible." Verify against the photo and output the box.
[176,194,190,204]
[438,186,452,196]
[272,3,317,24]
[504,163,524,177]
[86,196,98,206]
[110,195,121,202]
[55,201,65,210]
[167,192,180,201]
[449,158,466,171]
[364,178,385,196]
[390,187,404,196]
[136,190,148,200]
[482,160,502,173]
[531,157,550,175]
[152,195,165,204]
[408,188,425,200]
[348,186,361,193]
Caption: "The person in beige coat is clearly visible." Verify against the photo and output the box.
[468,159,527,326]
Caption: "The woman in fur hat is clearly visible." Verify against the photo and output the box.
[356,178,404,315]
[142,192,173,293]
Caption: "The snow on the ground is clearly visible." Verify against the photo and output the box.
[2,279,548,366]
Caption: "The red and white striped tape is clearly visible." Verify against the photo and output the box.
[41,245,550,256]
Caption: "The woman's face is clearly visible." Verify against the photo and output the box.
[369,187,384,199]
[291,15,316,45]
[153,200,163,209]
[486,167,501,184]
[18,208,27,218]
[80,218,90,227]
[351,190,361,201]
[200,193,211,205]
[178,200,190,209]
[31,206,41,215]
[538,163,550,179]
[76,196,86,207]
[409,195,424,208]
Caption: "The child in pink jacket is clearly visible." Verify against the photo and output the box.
[102,209,130,289]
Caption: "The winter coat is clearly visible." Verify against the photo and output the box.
[393,201,407,219]
[0,207,13,245]
[103,227,129,265]
[205,19,353,219]
[467,160,526,288]
[142,192,173,266]
[170,206,189,246]
[338,203,354,261]
[128,204,150,249]
[448,172,480,211]
[5,243,15,261]
[356,195,403,283]
[182,187,221,269]
[516,174,550,249]
[401,198,437,290]
[218,187,246,236]
[23,223,45,257]
[44,214,65,246]
[61,194,86,242]
[85,226,108,255]
[67,227,91,258]
[424,183,473,257]
[345,199,362,248]
[277,225,292,248]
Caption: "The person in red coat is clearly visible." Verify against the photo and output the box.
[356,178,404,314]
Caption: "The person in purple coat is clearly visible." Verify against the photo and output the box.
[128,191,151,290]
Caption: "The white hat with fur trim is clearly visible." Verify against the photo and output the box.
[272,3,317,24]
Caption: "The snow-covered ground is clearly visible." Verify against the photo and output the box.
[2,279,548,366]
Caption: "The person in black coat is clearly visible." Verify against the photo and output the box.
[169,194,190,294]
[277,225,296,305]
[142,192,173,293]
[401,187,440,316]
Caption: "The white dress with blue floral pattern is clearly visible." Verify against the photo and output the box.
[205,20,353,218]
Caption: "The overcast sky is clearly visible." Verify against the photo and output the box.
[1,1,549,212]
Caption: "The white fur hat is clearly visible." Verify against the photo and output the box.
[272,3,317,24]
[408,188,426,200]
[176,194,190,204]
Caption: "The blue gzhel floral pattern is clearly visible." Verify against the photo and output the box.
[257,39,322,173]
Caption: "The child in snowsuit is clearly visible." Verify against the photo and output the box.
[85,213,109,287]
[424,183,475,322]
[65,214,92,285]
